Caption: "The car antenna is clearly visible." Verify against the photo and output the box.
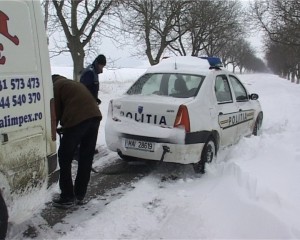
[174,58,177,70]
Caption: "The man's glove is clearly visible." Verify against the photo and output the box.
[96,98,101,105]
[56,127,64,135]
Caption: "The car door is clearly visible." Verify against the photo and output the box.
[228,75,255,137]
[214,74,239,146]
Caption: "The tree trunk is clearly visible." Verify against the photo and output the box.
[291,71,296,83]
[68,40,85,81]
[72,54,84,81]
[43,0,50,45]
[50,0,115,81]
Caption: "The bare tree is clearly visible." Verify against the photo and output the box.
[219,38,242,71]
[203,1,244,57]
[167,1,245,58]
[168,1,214,56]
[266,41,300,82]
[251,0,300,47]
[41,0,50,44]
[244,56,267,73]
[120,0,247,66]
[236,40,256,73]
[48,0,116,80]
[250,0,300,82]
[120,0,190,65]
[44,0,264,75]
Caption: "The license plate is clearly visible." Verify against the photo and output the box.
[124,138,155,152]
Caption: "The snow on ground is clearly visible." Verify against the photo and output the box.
[10,67,300,239]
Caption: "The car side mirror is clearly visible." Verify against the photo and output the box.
[249,93,259,100]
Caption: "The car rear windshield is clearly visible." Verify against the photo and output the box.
[126,73,205,98]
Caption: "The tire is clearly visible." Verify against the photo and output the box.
[253,112,263,136]
[117,151,134,162]
[0,191,8,240]
[193,137,216,174]
[120,156,133,162]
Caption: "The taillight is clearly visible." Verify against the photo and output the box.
[174,105,190,132]
[50,98,56,141]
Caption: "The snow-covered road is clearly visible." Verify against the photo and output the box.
[7,69,300,239]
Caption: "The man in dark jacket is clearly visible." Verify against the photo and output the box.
[80,54,106,105]
[52,74,102,207]
[0,190,8,240]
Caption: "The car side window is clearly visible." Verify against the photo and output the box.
[141,74,161,94]
[215,75,233,103]
[229,75,248,102]
[127,73,204,97]
[169,75,188,95]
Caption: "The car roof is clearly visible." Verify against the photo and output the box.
[145,56,225,76]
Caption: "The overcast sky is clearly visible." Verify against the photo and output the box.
[51,34,264,69]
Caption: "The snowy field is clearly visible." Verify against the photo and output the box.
[7,66,300,239]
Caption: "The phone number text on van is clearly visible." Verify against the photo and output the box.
[0,77,42,109]
[0,92,41,108]
[0,77,40,91]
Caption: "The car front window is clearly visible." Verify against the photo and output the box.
[229,75,248,101]
[126,73,205,98]
[215,75,233,103]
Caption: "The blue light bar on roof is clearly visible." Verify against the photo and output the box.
[200,57,223,68]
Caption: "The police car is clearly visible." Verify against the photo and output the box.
[105,56,263,173]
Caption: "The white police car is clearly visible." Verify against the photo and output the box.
[105,56,263,173]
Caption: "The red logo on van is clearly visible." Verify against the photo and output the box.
[0,10,20,65]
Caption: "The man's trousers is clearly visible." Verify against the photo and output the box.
[58,117,100,200]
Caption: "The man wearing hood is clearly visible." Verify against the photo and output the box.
[52,74,102,207]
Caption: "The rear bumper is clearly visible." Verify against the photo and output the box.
[109,136,205,164]
[105,118,211,164]
[47,153,59,187]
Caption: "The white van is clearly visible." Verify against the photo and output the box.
[0,0,58,237]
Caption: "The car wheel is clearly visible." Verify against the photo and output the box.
[117,151,134,162]
[193,137,216,174]
[120,156,133,162]
[253,112,263,136]
[0,191,8,240]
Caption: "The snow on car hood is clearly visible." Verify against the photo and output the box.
[146,56,211,75]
